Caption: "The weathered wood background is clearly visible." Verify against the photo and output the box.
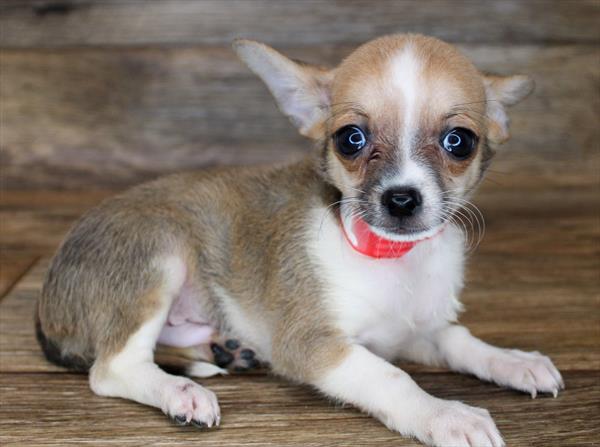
[1,0,599,189]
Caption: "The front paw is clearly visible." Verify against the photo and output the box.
[487,349,564,398]
[423,400,504,447]
[162,378,221,428]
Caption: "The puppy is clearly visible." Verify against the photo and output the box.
[36,34,563,446]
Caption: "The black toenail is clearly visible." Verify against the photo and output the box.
[173,415,188,425]
[225,339,240,350]
[240,348,255,360]
[211,343,234,367]
[191,420,207,429]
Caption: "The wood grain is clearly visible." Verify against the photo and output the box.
[1,0,599,48]
[0,251,37,299]
[0,190,114,254]
[2,44,599,189]
[2,3,599,189]
[0,372,597,446]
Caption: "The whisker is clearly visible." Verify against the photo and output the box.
[440,196,486,252]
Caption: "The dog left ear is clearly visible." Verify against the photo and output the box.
[483,74,534,144]
[233,39,333,139]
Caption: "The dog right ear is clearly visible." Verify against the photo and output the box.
[483,74,534,144]
[233,39,333,139]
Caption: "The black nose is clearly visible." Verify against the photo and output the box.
[382,187,422,217]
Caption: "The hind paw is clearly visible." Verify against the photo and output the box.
[210,339,262,372]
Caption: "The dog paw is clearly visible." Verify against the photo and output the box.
[424,400,504,447]
[211,339,262,372]
[487,349,564,398]
[162,378,220,428]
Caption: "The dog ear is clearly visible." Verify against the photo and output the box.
[233,39,333,139]
[483,74,534,144]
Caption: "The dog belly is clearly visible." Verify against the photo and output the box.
[158,283,214,348]
[158,322,214,348]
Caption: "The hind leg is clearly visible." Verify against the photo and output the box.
[89,257,221,427]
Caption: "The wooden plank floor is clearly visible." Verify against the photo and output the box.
[1,183,599,446]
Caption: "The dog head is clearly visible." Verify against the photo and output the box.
[234,34,533,239]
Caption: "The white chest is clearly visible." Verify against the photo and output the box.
[310,211,465,360]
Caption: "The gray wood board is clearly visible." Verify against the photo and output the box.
[2,44,598,189]
[1,0,599,48]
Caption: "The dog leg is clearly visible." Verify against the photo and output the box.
[314,344,504,447]
[89,257,220,427]
[401,325,564,398]
[90,306,220,427]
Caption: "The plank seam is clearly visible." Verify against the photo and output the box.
[0,256,41,302]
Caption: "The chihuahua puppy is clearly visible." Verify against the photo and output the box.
[37,34,563,446]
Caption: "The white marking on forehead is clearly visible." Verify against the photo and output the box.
[389,44,424,154]
[382,158,428,190]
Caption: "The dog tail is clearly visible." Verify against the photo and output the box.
[34,318,92,373]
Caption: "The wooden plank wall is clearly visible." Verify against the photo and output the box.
[1,0,599,190]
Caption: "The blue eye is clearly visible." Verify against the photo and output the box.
[441,128,477,159]
[334,125,367,156]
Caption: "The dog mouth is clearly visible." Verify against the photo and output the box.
[340,202,442,242]
[367,222,444,242]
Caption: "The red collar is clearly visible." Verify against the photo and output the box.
[341,214,436,259]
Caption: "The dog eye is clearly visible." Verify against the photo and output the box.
[440,128,477,159]
[334,125,368,156]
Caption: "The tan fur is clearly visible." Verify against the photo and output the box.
[37,158,348,380]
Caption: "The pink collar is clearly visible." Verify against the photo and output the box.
[340,214,437,259]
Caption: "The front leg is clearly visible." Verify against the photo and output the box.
[404,325,564,398]
[312,344,504,447]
